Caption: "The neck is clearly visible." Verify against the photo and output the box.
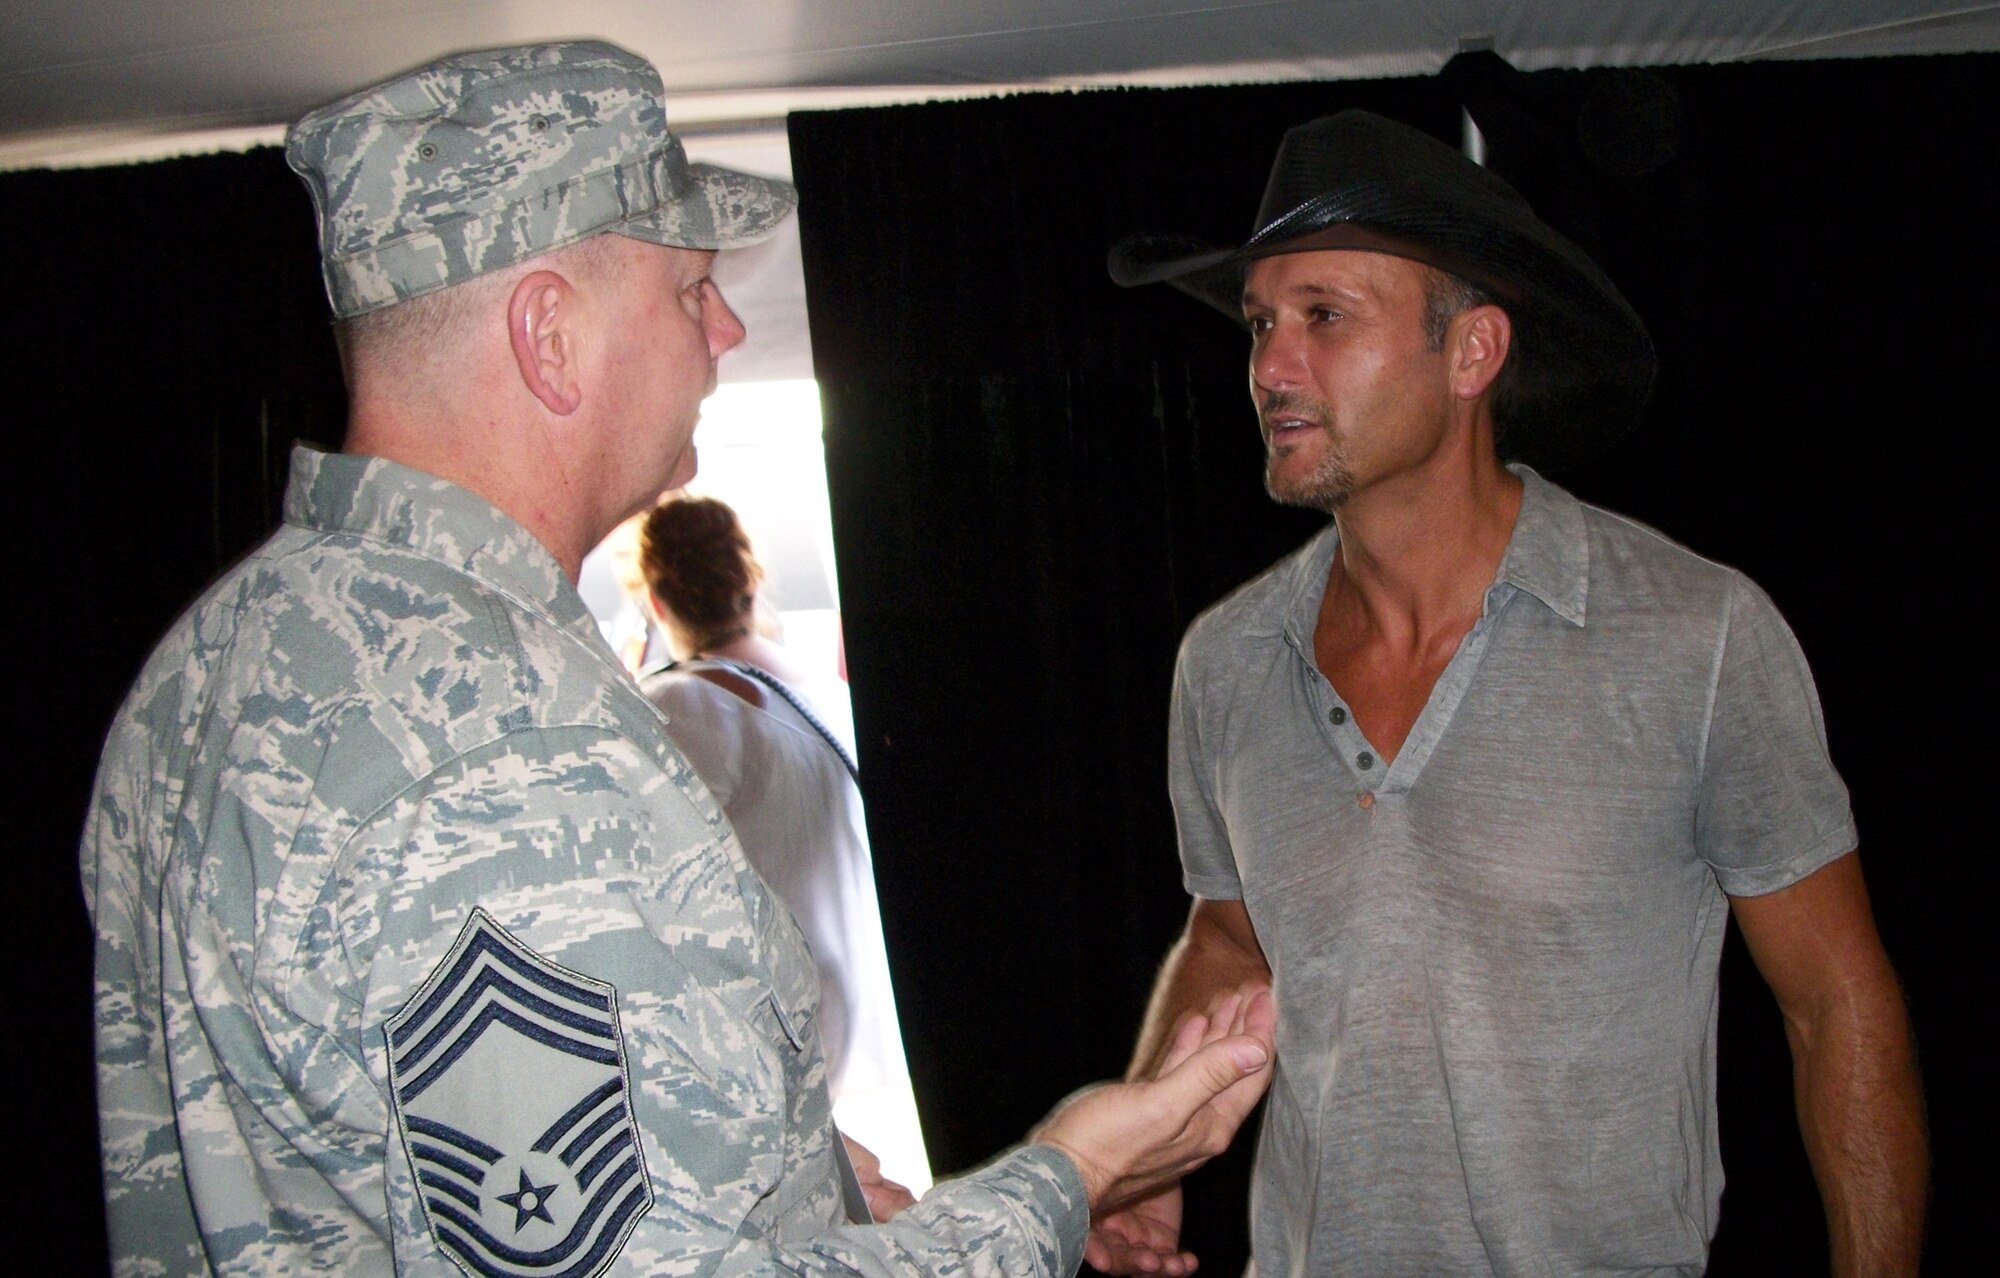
[344,394,596,584]
[1327,447,1523,641]
[696,625,753,657]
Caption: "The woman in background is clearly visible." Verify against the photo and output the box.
[637,495,926,1199]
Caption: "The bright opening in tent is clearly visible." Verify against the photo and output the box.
[576,132,932,1197]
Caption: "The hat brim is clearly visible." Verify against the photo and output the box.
[1108,234,1241,295]
[1111,220,1655,474]
[1107,112,1657,472]
[619,163,798,252]
[1113,223,1548,319]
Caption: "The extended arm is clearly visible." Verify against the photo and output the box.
[367,733,1274,1278]
[1129,899,1272,1082]
[1087,899,1272,1276]
[1731,850,1927,1276]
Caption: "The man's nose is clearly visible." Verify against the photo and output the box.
[1251,323,1305,390]
[706,285,747,357]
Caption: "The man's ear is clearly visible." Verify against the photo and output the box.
[1450,304,1512,401]
[508,270,583,416]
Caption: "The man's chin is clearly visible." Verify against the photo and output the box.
[1265,463,1351,513]
[670,447,698,490]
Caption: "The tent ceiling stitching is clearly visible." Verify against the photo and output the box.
[4,0,1997,169]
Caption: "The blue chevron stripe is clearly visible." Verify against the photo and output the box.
[390,911,649,1277]
[418,1170,483,1211]
[400,1000,620,1101]
[406,1116,503,1166]
[393,963,616,1077]
[401,922,611,1036]
[532,1077,623,1154]
[574,1130,629,1193]
[411,1141,492,1188]
[558,1105,624,1168]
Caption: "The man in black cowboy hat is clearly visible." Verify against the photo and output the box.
[1097,111,1925,1278]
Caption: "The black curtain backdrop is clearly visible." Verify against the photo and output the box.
[790,55,1990,1275]
[1,150,345,1264]
[3,51,1984,1276]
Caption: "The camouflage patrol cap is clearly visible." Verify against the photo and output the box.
[285,41,797,319]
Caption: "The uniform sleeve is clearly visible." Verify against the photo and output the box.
[1694,574,1858,896]
[81,686,212,1278]
[351,726,1087,1278]
[1168,639,1245,901]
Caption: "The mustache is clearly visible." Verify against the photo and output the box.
[1258,390,1328,426]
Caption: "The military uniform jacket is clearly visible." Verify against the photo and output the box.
[83,447,1086,1278]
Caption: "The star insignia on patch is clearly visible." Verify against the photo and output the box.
[387,909,653,1278]
[498,1168,559,1232]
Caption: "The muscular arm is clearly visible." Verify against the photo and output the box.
[1731,850,1927,1277]
[1129,898,1272,1082]
[1086,899,1272,1277]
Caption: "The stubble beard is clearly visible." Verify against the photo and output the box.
[1261,393,1352,513]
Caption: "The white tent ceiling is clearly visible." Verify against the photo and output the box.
[7,1,1993,383]
[5,1,1997,170]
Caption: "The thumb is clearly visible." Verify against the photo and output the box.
[1151,1033,1269,1117]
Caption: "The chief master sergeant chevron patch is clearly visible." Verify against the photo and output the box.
[387,909,654,1278]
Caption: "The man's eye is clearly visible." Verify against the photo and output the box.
[1310,307,1342,323]
[1245,315,1272,334]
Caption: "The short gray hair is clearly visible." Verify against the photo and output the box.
[1417,265,1521,436]
[1419,267,1496,351]
[334,234,622,379]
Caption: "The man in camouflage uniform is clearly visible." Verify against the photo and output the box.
[82,42,1275,1278]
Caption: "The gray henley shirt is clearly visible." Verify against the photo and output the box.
[1170,468,1856,1277]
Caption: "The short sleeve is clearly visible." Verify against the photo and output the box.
[1695,575,1858,896]
[1169,641,1245,901]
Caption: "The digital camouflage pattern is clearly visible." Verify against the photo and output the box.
[83,447,1087,1276]
[285,42,797,319]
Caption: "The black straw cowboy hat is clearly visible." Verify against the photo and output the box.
[1108,110,1656,471]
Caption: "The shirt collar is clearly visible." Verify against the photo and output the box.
[1273,463,1591,646]
[1491,464,1589,627]
[282,445,602,647]
[1273,522,1341,647]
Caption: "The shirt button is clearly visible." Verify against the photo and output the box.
[1357,751,1374,770]
[1328,706,1347,725]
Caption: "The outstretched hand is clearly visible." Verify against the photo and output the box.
[1032,985,1274,1224]
[1085,1184,1189,1276]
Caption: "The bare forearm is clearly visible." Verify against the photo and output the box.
[1129,900,1271,1081]
[1789,988,1928,1276]
[1733,854,1928,1276]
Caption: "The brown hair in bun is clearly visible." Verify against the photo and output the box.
[638,496,762,651]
